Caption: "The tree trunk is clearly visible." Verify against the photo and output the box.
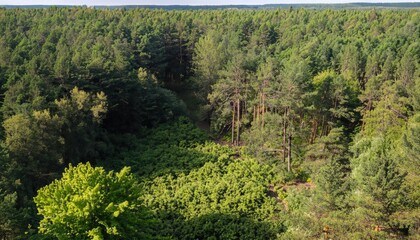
[283,107,287,162]
[288,132,292,172]
[236,99,240,145]
[253,105,256,123]
[262,91,265,128]
[257,93,261,126]
[179,34,183,65]
[232,103,235,144]
[310,119,318,144]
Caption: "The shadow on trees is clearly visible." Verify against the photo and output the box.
[101,117,230,179]
[105,138,233,180]
[153,211,284,240]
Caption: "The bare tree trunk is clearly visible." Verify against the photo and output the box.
[288,132,292,172]
[262,91,265,128]
[253,105,256,123]
[321,115,325,136]
[232,103,235,144]
[179,34,183,65]
[236,99,240,145]
[244,83,248,117]
[257,93,261,126]
[310,119,318,144]
[283,107,287,162]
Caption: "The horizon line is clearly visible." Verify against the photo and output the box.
[2,2,420,7]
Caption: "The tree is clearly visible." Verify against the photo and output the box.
[361,81,407,137]
[302,127,353,239]
[308,70,355,143]
[398,113,420,236]
[0,191,25,239]
[397,45,418,88]
[254,57,278,129]
[208,53,249,144]
[307,127,350,211]
[54,37,71,81]
[352,137,407,231]
[402,113,420,165]
[34,162,153,240]
[3,110,64,197]
[55,87,107,165]
[271,55,309,171]
[243,112,283,164]
[340,44,363,91]
[2,87,108,212]
[1,74,48,119]
[193,29,226,97]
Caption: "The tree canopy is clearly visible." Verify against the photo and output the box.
[0,7,418,240]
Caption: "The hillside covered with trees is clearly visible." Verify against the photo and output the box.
[0,7,419,239]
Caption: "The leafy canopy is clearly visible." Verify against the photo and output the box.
[34,163,151,240]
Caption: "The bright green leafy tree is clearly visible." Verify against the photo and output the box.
[34,162,153,240]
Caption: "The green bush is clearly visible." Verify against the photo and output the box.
[142,156,284,239]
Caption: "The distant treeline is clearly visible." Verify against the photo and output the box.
[1,2,420,10]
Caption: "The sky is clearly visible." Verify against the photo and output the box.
[1,0,418,6]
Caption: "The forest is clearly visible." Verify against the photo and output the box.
[0,7,418,239]
[2,3,420,10]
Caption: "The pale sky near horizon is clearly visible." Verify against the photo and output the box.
[1,0,418,6]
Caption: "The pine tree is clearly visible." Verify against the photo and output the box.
[307,127,350,210]
[352,137,407,230]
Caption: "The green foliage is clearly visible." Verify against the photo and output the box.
[142,156,283,239]
[0,7,418,239]
[55,87,108,165]
[2,110,64,197]
[309,70,356,126]
[108,117,284,239]
[193,29,228,97]
[34,162,154,240]
[310,128,351,211]
[138,117,208,146]
[207,52,249,137]
[401,113,420,172]
[243,112,283,164]
[279,188,320,239]
[352,137,408,229]
[2,87,109,202]
[177,213,282,240]
[316,158,350,211]
[397,113,420,237]
[0,191,24,238]
[361,81,408,137]
[109,117,213,178]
